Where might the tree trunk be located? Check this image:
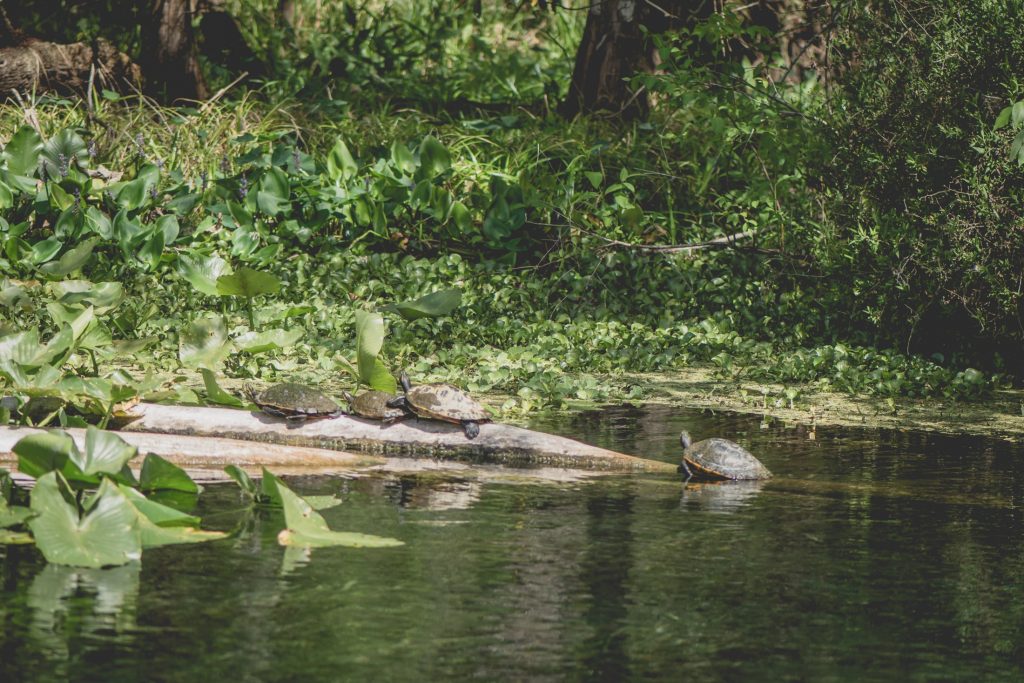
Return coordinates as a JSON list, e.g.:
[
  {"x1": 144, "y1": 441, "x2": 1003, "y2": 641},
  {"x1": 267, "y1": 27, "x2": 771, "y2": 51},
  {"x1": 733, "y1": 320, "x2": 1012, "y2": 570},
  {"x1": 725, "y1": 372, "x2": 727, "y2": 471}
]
[
  {"x1": 0, "y1": 38, "x2": 141, "y2": 98},
  {"x1": 561, "y1": 0, "x2": 693, "y2": 119},
  {"x1": 139, "y1": 0, "x2": 208, "y2": 101}
]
